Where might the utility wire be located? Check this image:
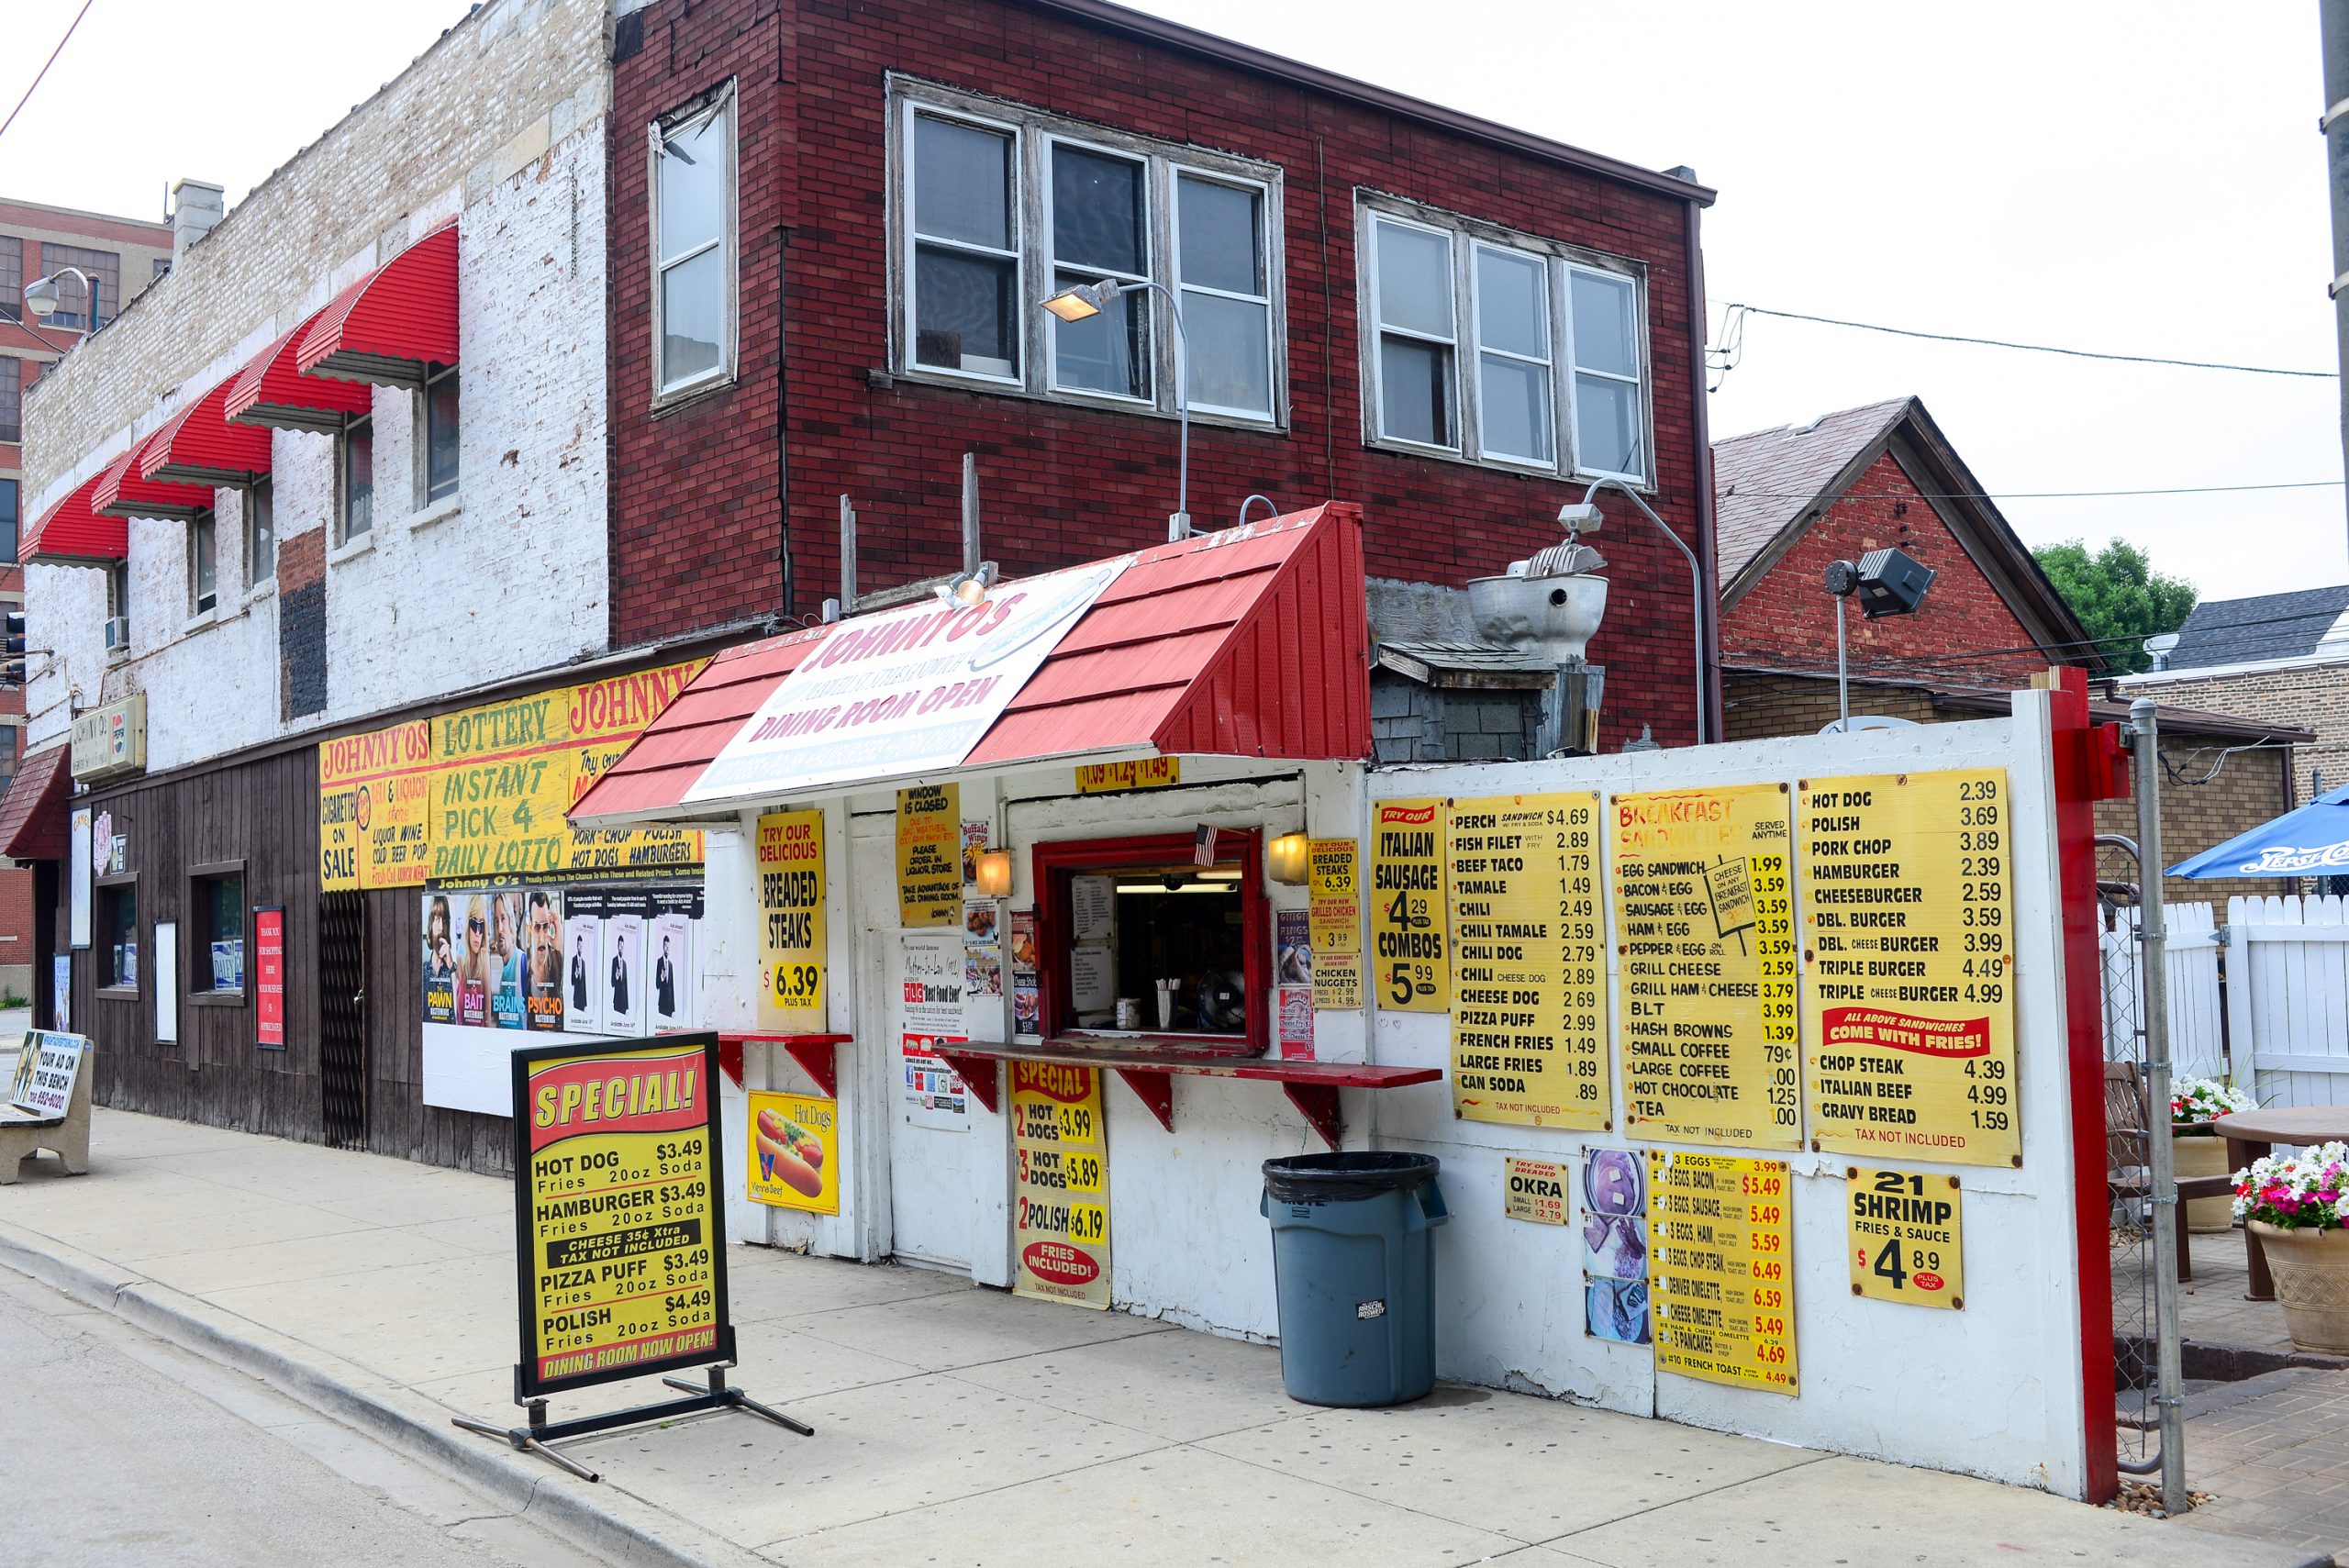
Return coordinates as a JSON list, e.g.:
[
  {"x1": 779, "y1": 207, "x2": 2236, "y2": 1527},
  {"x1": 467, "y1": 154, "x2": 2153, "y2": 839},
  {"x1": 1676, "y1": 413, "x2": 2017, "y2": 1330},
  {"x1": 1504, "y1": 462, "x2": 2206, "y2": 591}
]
[
  {"x1": 1731, "y1": 603, "x2": 2349, "y2": 673},
  {"x1": 1712, "y1": 303, "x2": 2337, "y2": 380},
  {"x1": 0, "y1": 0, "x2": 95, "y2": 146},
  {"x1": 1723, "y1": 479, "x2": 2343, "y2": 502}
]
